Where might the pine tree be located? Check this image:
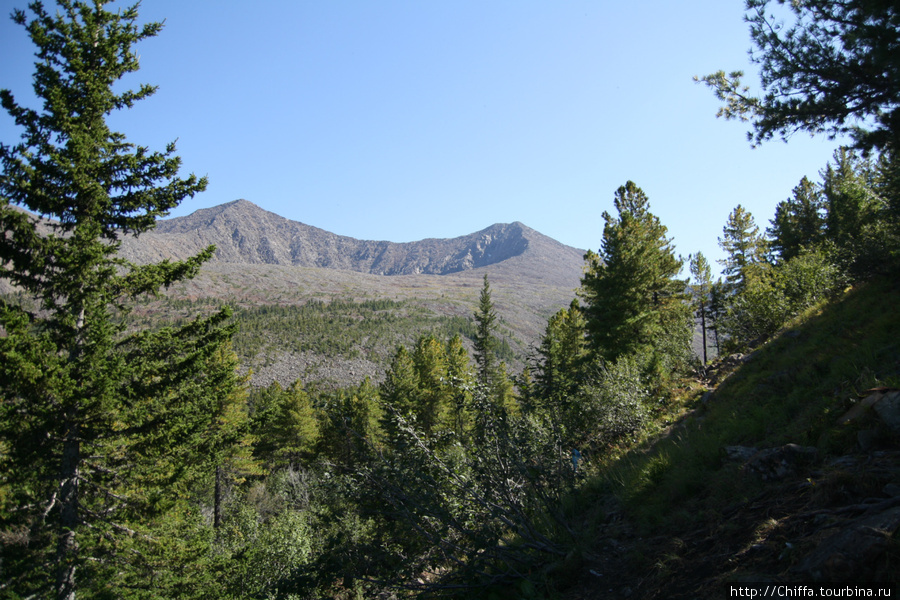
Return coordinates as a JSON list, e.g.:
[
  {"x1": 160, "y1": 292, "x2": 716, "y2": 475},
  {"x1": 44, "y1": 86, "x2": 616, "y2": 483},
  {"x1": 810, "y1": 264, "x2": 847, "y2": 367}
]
[
  {"x1": 445, "y1": 334, "x2": 474, "y2": 439},
  {"x1": 718, "y1": 204, "x2": 768, "y2": 293},
  {"x1": 697, "y1": 0, "x2": 900, "y2": 153},
  {"x1": 579, "y1": 181, "x2": 689, "y2": 366},
  {"x1": 0, "y1": 2, "x2": 234, "y2": 596},
  {"x1": 822, "y1": 146, "x2": 888, "y2": 275},
  {"x1": 767, "y1": 177, "x2": 826, "y2": 263},
  {"x1": 534, "y1": 299, "x2": 588, "y2": 410},
  {"x1": 688, "y1": 252, "x2": 713, "y2": 365},
  {"x1": 473, "y1": 273, "x2": 499, "y2": 386}
]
